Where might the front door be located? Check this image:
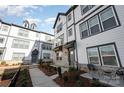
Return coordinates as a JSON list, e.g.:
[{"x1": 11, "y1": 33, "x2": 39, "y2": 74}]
[
  {"x1": 69, "y1": 48, "x2": 75, "y2": 67},
  {"x1": 31, "y1": 49, "x2": 39, "y2": 63}
]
